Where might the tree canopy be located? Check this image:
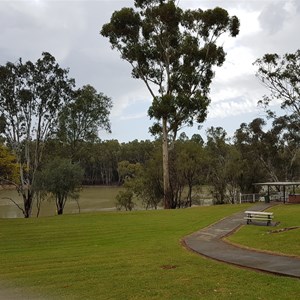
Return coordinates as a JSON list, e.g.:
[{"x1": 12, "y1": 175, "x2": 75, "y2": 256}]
[
  {"x1": 255, "y1": 50, "x2": 300, "y2": 123},
  {"x1": 58, "y1": 84, "x2": 112, "y2": 160}
]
